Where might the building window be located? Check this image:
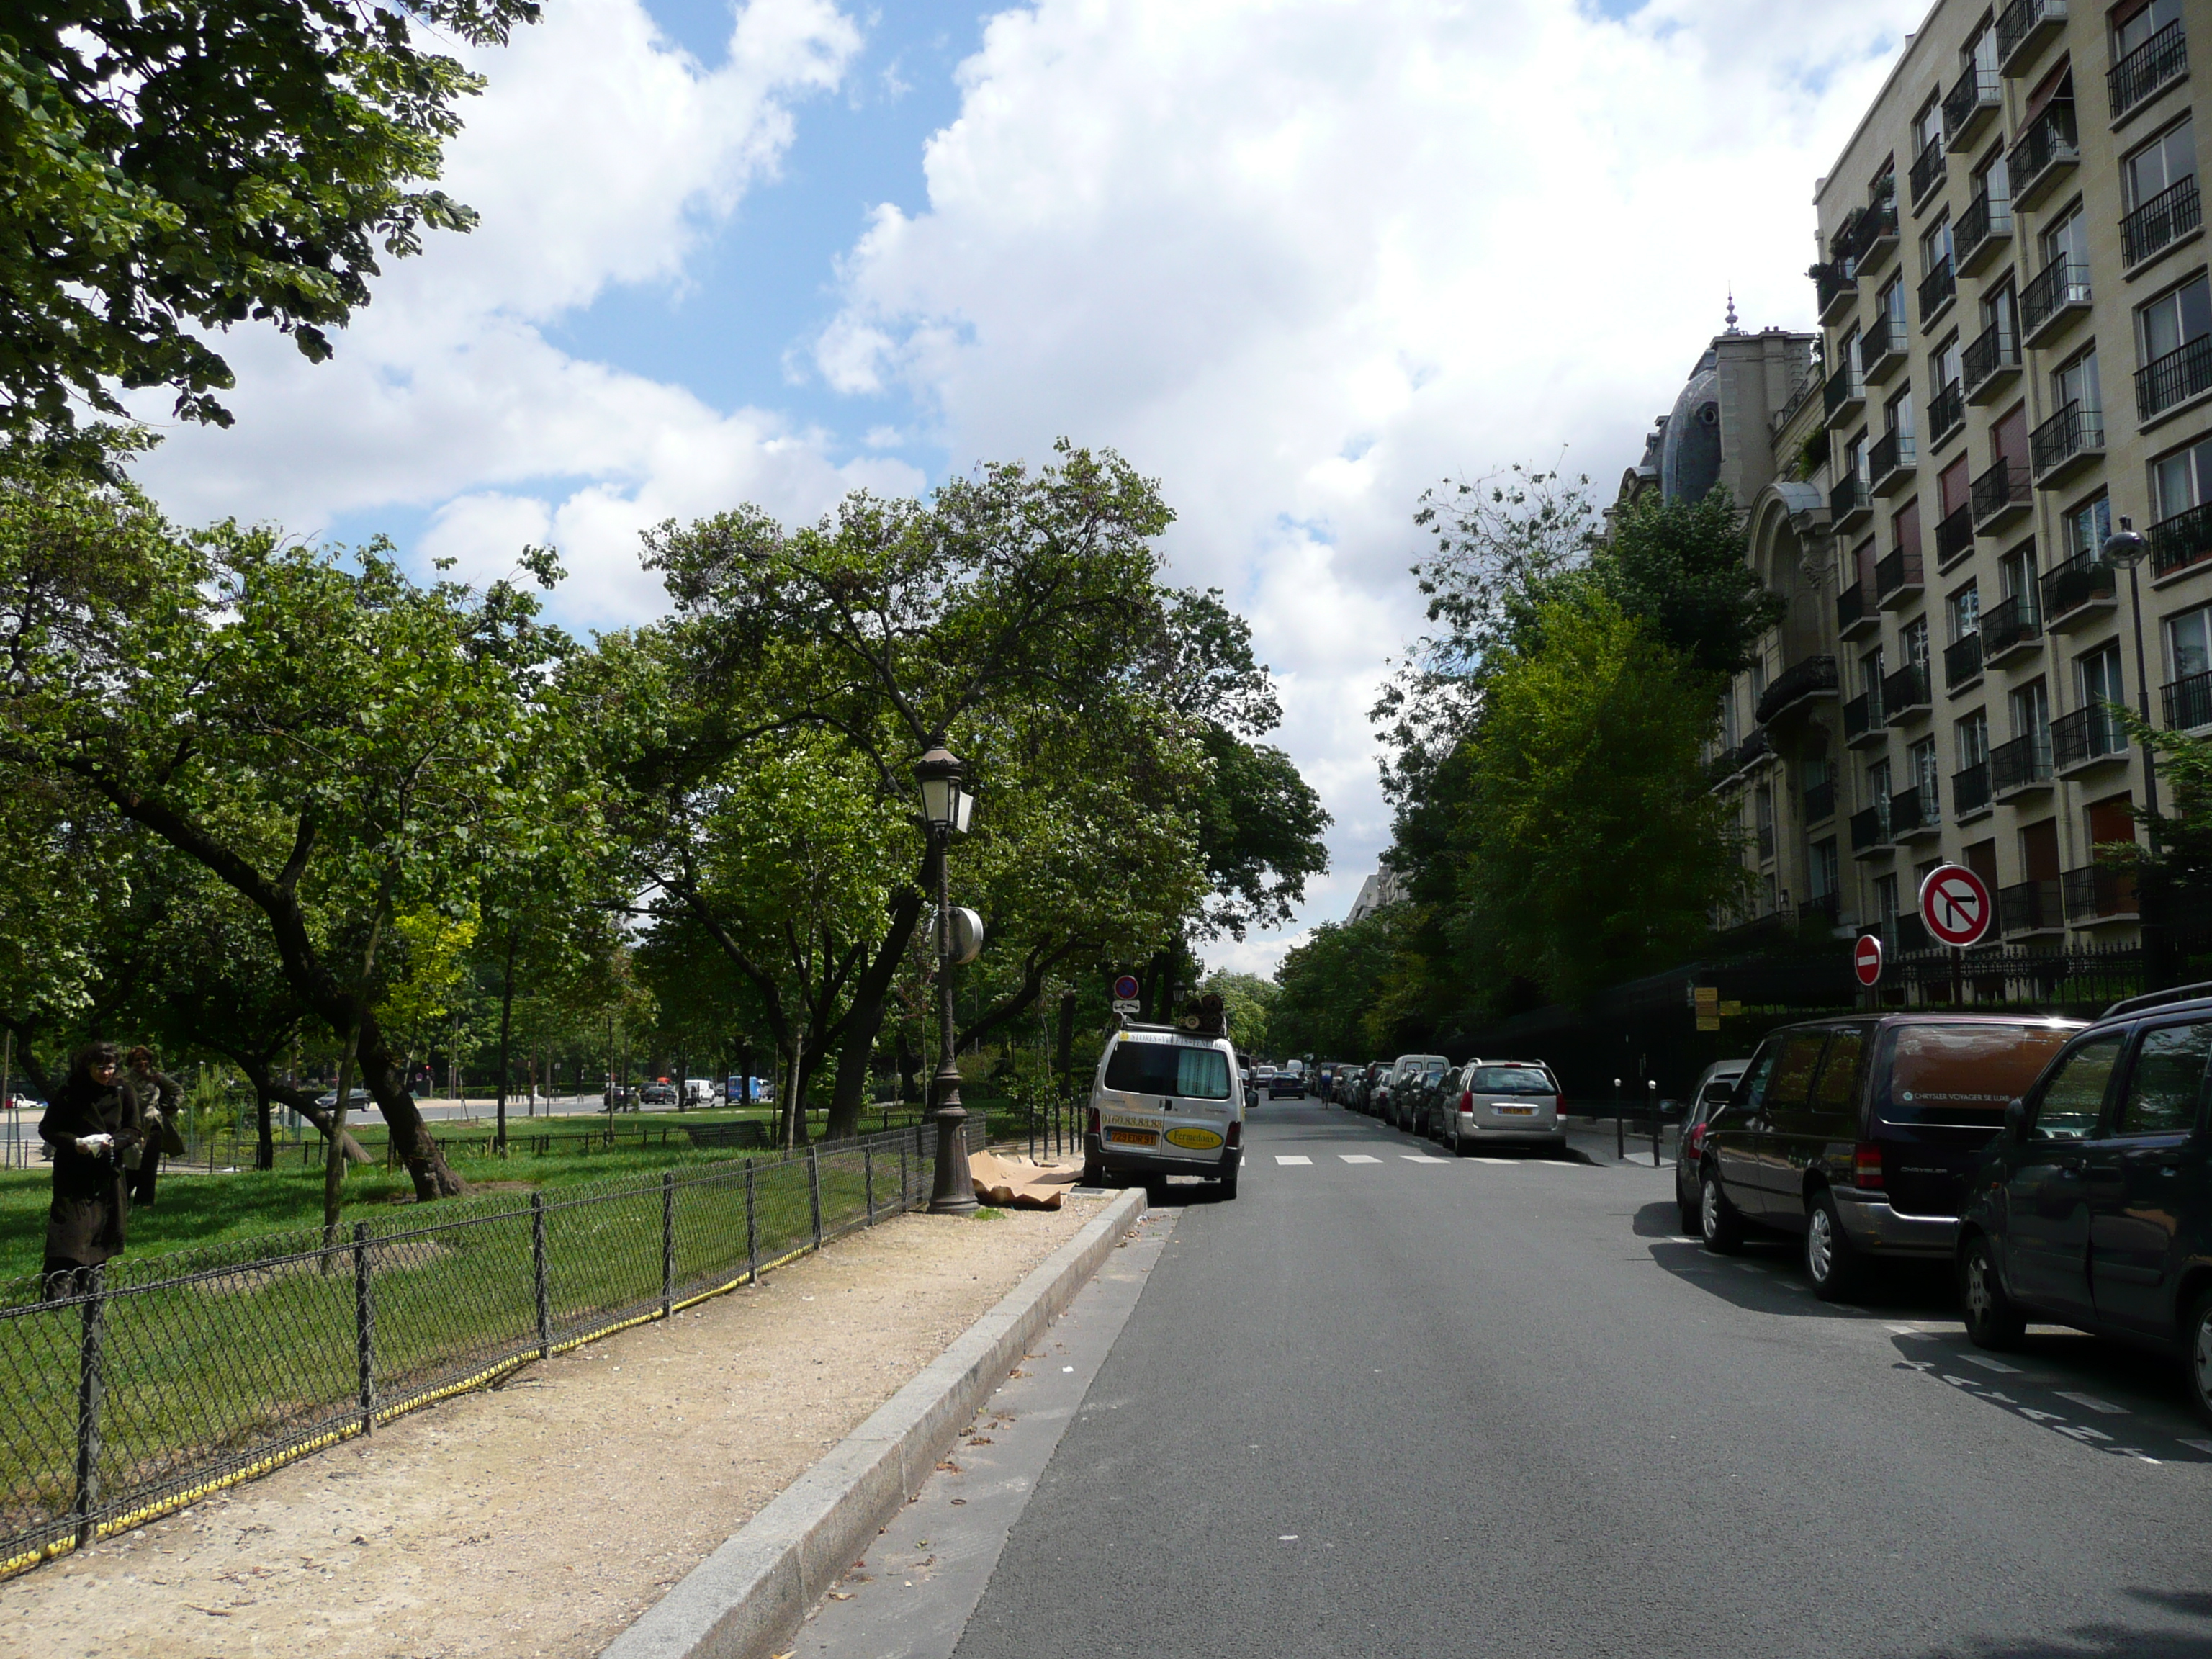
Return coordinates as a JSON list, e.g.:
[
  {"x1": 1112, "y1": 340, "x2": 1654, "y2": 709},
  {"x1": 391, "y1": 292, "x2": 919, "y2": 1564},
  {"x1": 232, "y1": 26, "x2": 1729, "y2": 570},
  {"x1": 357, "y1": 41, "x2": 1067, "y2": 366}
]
[
  {"x1": 2064, "y1": 493, "x2": 2113, "y2": 557},
  {"x1": 2167, "y1": 604, "x2": 2212, "y2": 727},
  {"x1": 1933, "y1": 336, "x2": 1963, "y2": 392},
  {"x1": 2041, "y1": 204, "x2": 2091, "y2": 283},
  {"x1": 1809, "y1": 839, "x2": 1839, "y2": 903},
  {"x1": 1949, "y1": 580, "x2": 1981, "y2": 640},
  {"x1": 1861, "y1": 644, "x2": 1886, "y2": 697},
  {"x1": 2135, "y1": 273, "x2": 2212, "y2": 417},
  {"x1": 2053, "y1": 345, "x2": 2103, "y2": 420},
  {"x1": 1957, "y1": 708, "x2": 1990, "y2": 768},
  {"x1": 1922, "y1": 216, "x2": 1954, "y2": 277},
  {"x1": 1910, "y1": 735, "x2": 1941, "y2": 802},
  {"x1": 1883, "y1": 276, "x2": 1907, "y2": 331},
  {"x1": 2000, "y1": 542, "x2": 2038, "y2": 599},
  {"x1": 1874, "y1": 869, "x2": 1900, "y2": 927},
  {"x1": 2078, "y1": 639, "x2": 2125, "y2": 709},
  {"x1": 1886, "y1": 385, "x2": 1915, "y2": 442},
  {"x1": 2012, "y1": 677, "x2": 2051, "y2": 741},
  {"x1": 1974, "y1": 148, "x2": 2010, "y2": 216},
  {"x1": 2154, "y1": 433, "x2": 2212, "y2": 519},
  {"x1": 1902, "y1": 616, "x2": 1930, "y2": 670},
  {"x1": 2123, "y1": 117, "x2": 2196, "y2": 215},
  {"x1": 1841, "y1": 324, "x2": 1862, "y2": 376},
  {"x1": 2115, "y1": 0, "x2": 2184, "y2": 58}
]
